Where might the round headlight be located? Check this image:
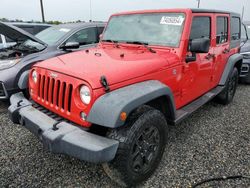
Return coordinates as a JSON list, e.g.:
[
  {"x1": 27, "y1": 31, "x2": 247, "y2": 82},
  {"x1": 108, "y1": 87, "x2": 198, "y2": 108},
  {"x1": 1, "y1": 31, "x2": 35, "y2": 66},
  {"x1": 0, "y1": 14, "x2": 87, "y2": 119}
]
[
  {"x1": 32, "y1": 70, "x2": 38, "y2": 83},
  {"x1": 80, "y1": 85, "x2": 91, "y2": 105}
]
